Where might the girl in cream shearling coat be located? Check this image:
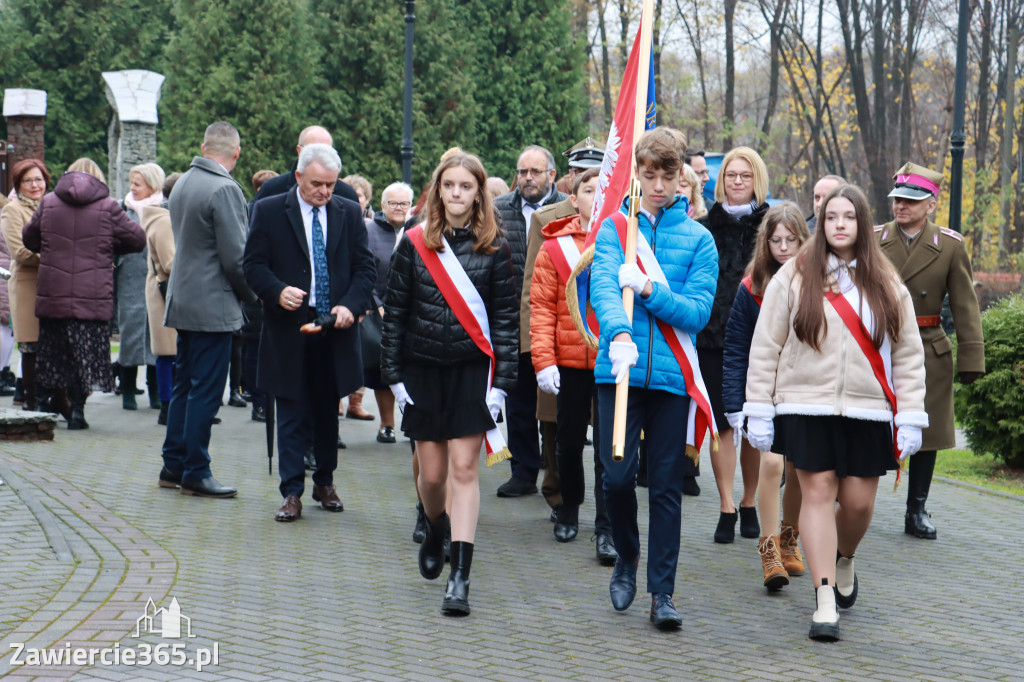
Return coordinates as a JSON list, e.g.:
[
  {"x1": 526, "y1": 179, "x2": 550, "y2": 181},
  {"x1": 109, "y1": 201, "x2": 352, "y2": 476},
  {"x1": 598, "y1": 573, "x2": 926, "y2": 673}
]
[{"x1": 742, "y1": 184, "x2": 927, "y2": 643}]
